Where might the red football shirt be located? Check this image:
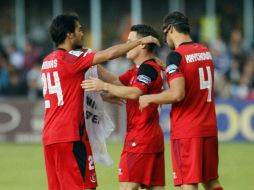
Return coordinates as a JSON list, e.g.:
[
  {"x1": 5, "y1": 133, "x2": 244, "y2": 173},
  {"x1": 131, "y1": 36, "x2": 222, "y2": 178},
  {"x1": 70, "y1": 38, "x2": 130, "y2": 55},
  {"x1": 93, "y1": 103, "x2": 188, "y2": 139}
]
[
  {"x1": 165, "y1": 42, "x2": 217, "y2": 139},
  {"x1": 119, "y1": 59, "x2": 164, "y2": 153},
  {"x1": 41, "y1": 49, "x2": 95, "y2": 145}
]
